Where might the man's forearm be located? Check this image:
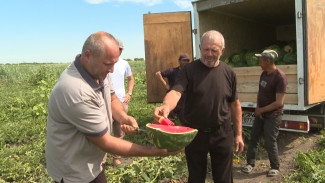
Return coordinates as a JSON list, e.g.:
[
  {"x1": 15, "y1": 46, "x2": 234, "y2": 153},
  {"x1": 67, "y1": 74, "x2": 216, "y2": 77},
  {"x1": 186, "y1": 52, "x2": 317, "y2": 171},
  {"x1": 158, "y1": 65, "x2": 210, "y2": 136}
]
[
  {"x1": 231, "y1": 100, "x2": 242, "y2": 136},
  {"x1": 163, "y1": 90, "x2": 181, "y2": 111},
  {"x1": 258, "y1": 93, "x2": 285, "y2": 114},
  {"x1": 87, "y1": 132, "x2": 161, "y2": 157},
  {"x1": 155, "y1": 71, "x2": 168, "y2": 88},
  {"x1": 127, "y1": 75, "x2": 134, "y2": 94},
  {"x1": 111, "y1": 94, "x2": 128, "y2": 123}
]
